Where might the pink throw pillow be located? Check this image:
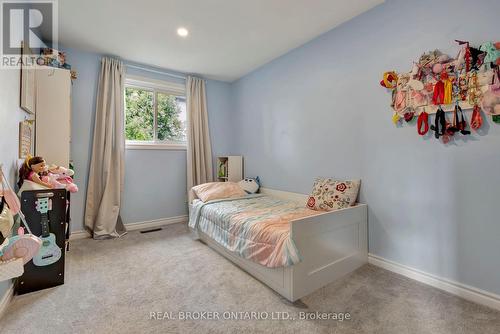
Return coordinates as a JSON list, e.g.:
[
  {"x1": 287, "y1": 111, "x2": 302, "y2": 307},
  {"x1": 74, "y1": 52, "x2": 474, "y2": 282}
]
[{"x1": 192, "y1": 182, "x2": 246, "y2": 202}]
